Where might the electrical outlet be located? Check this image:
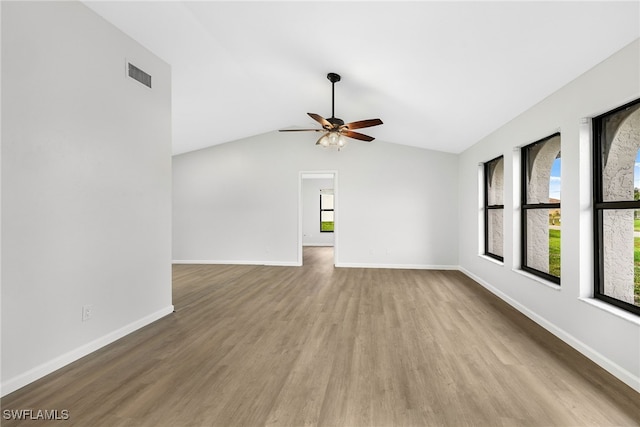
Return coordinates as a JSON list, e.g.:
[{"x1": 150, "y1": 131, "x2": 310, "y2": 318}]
[{"x1": 82, "y1": 305, "x2": 93, "y2": 322}]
